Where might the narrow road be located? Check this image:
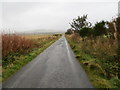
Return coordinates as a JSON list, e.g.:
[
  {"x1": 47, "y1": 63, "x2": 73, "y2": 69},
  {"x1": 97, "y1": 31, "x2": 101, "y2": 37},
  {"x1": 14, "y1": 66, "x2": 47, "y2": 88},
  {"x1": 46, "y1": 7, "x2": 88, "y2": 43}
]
[{"x1": 3, "y1": 36, "x2": 93, "y2": 88}]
